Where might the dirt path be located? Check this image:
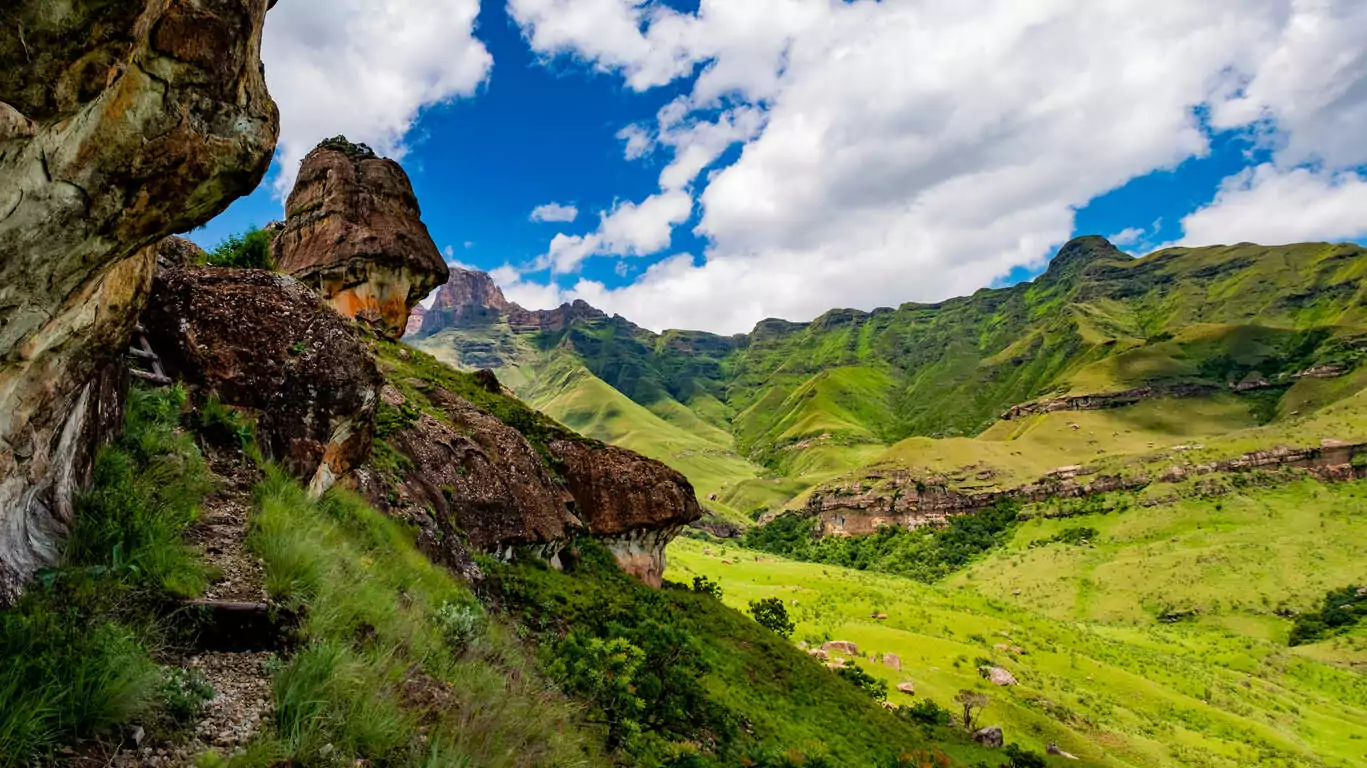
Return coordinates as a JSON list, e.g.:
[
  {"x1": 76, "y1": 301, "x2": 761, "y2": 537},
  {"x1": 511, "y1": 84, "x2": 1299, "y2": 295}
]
[{"x1": 76, "y1": 448, "x2": 278, "y2": 768}]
